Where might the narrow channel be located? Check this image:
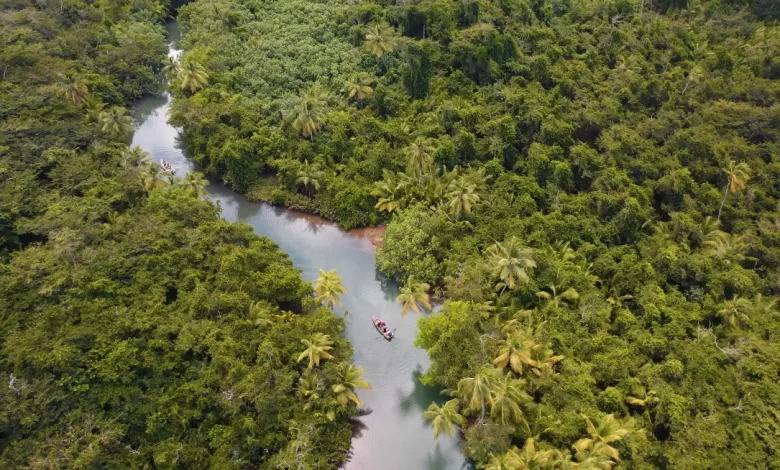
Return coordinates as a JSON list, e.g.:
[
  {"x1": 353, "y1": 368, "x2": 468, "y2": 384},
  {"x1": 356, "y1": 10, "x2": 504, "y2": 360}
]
[{"x1": 131, "y1": 21, "x2": 468, "y2": 470}]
